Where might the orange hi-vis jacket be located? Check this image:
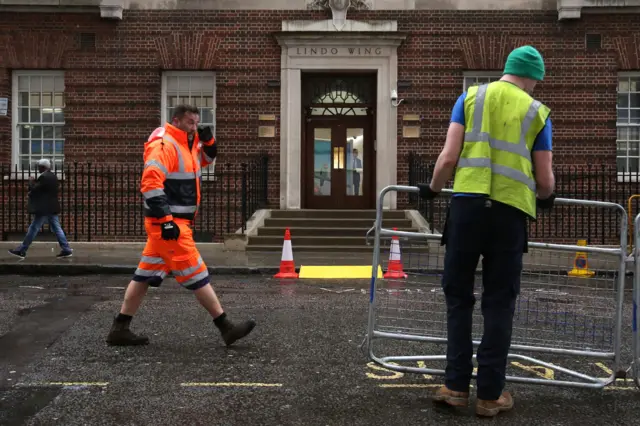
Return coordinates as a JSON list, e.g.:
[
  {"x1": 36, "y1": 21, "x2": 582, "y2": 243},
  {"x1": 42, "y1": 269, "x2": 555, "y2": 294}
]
[{"x1": 141, "y1": 123, "x2": 217, "y2": 224}]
